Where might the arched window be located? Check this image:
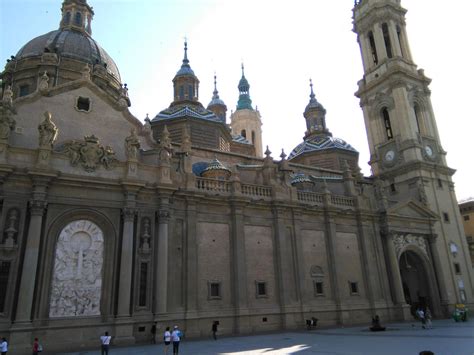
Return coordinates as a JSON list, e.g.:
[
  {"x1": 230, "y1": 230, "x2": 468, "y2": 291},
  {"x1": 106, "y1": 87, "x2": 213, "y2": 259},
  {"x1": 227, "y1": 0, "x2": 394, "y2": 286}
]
[
  {"x1": 241, "y1": 129, "x2": 247, "y2": 139},
  {"x1": 188, "y1": 85, "x2": 193, "y2": 99},
  {"x1": 179, "y1": 86, "x2": 184, "y2": 100},
  {"x1": 64, "y1": 11, "x2": 71, "y2": 25},
  {"x1": 414, "y1": 103, "x2": 422, "y2": 133},
  {"x1": 382, "y1": 108, "x2": 393, "y2": 140},
  {"x1": 75, "y1": 12, "x2": 82, "y2": 26},
  {"x1": 382, "y1": 23, "x2": 393, "y2": 58},
  {"x1": 368, "y1": 31, "x2": 378, "y2": 65}
]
